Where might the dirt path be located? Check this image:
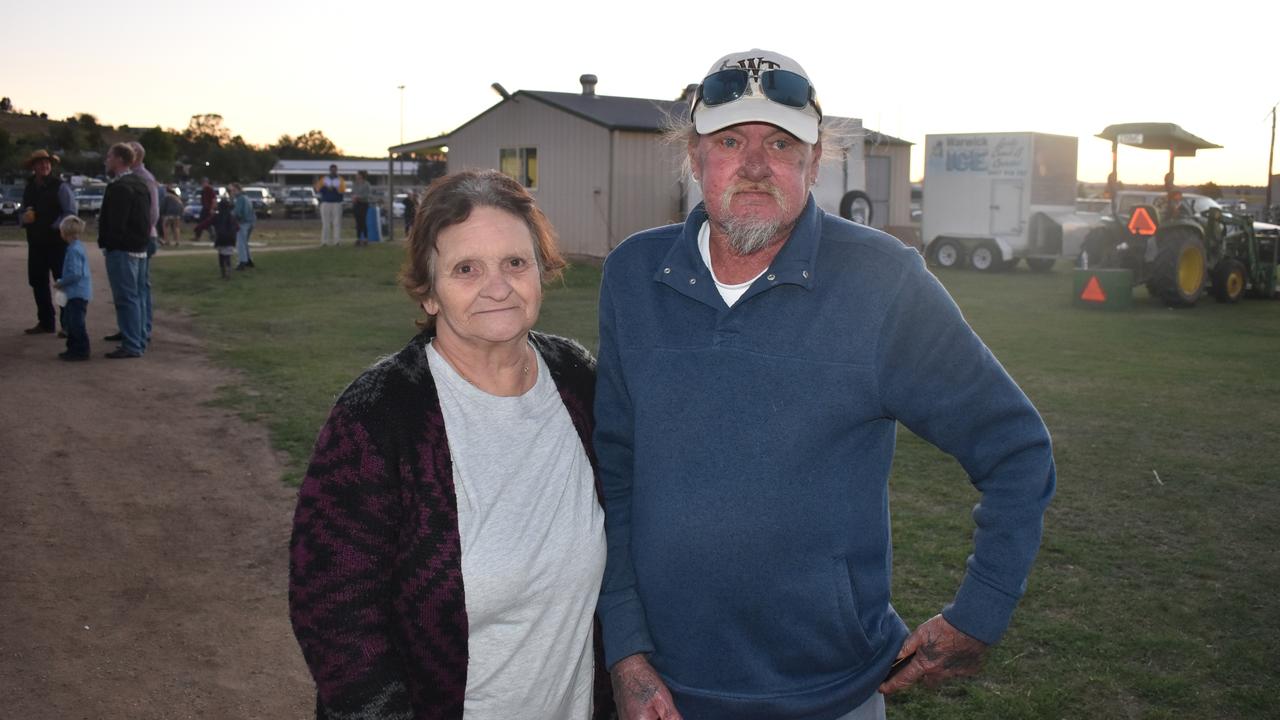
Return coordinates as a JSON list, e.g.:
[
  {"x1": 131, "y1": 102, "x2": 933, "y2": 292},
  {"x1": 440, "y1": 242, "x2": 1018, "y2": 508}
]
[{"x1": 0, "y1": 243, "x2": 313, "y2": 719}]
